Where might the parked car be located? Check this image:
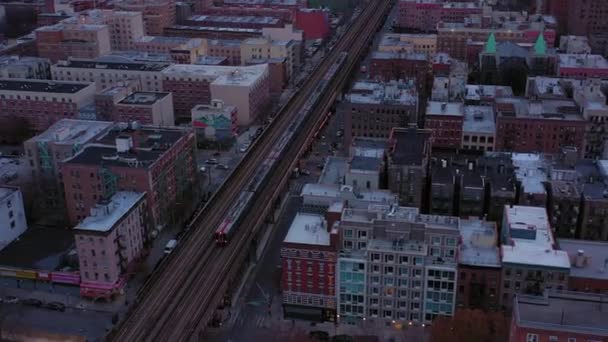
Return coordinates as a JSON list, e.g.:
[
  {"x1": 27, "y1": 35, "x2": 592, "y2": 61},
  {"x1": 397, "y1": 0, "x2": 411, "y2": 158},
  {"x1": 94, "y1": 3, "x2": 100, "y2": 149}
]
[
  {"x1": 4, "y1": 296, "x2": 18, "y2": 304},
  {"x1": 199, "y1": 166, "x2": 207, "y2": 173},
  {"x1": 22, "y1": 298, "x2": 43, "y2": 307},
  {"x1": 216, "y1": 164, "x2": 229, "y2": 170},
  {"x1": 205, "y1": 158, "x2": 218, "y2": 165},
  {"x1": 45, "y1": 302, "x2": 66, "y2": 312},
  {"x1": 300, "y1": 169, "x2": 311, "y2": 176},
  {"x1": 164, "y1": 239, "x2": 177, "y2": 254},
  {"x1": 239, "y1": 144, "x2": 250, "y2": 153},
  {"x1": 336, "y1": 129, "x2": 344, "y2": 138},
  {"x1": 212, "y1": 152, "x2": 221, "y2": 157}
]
